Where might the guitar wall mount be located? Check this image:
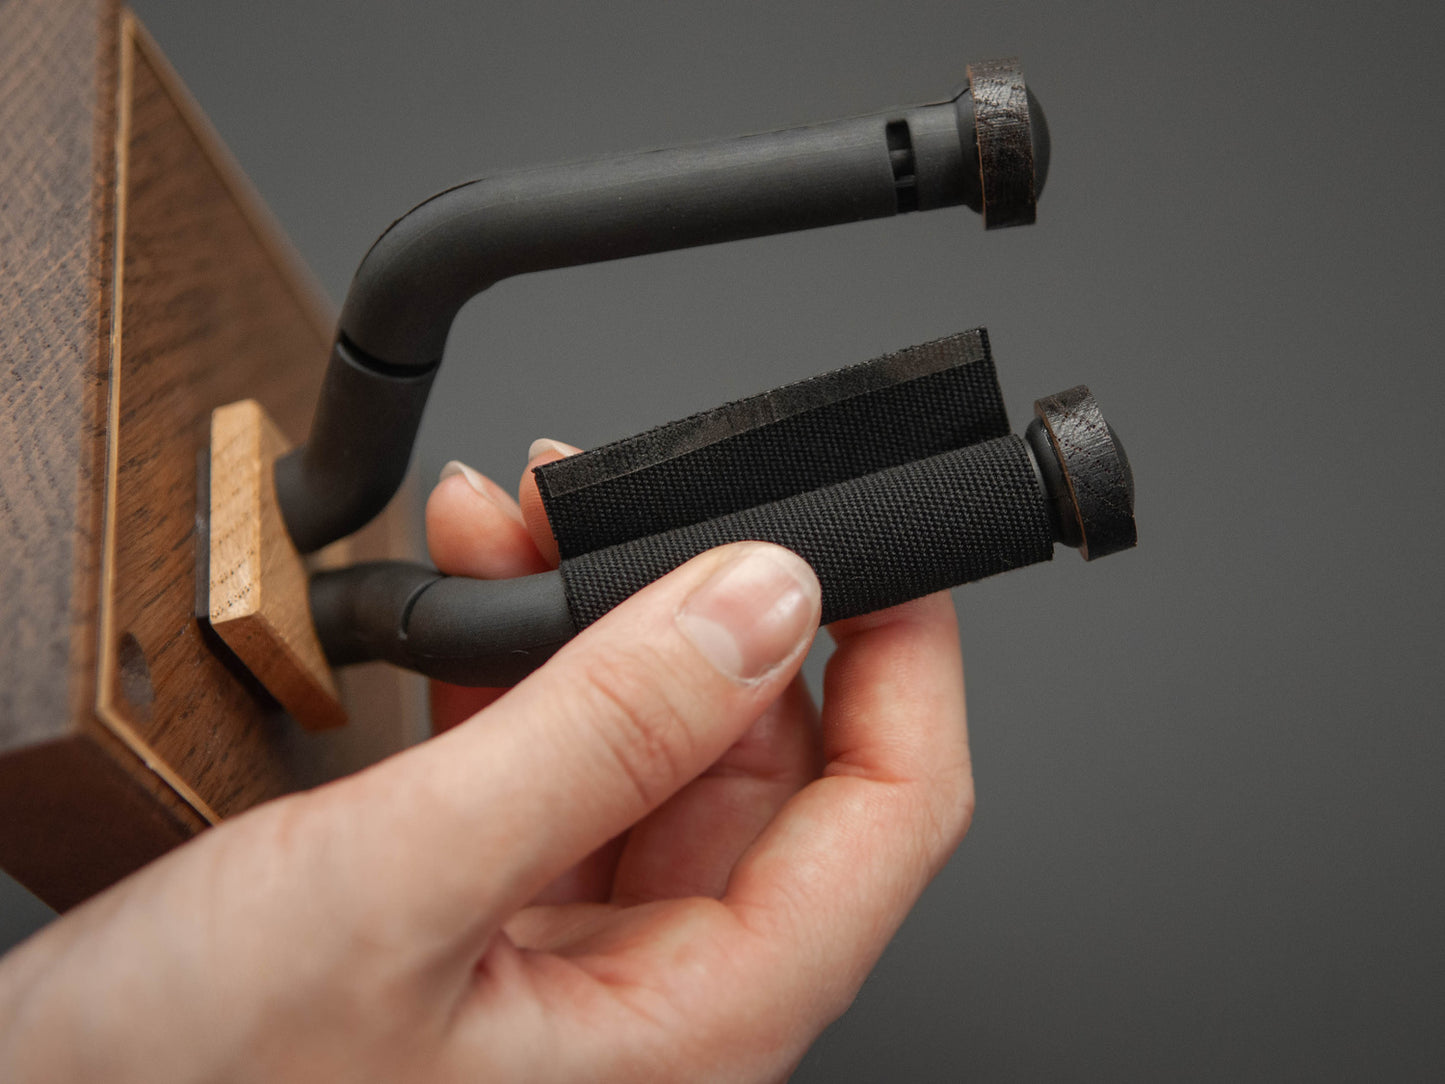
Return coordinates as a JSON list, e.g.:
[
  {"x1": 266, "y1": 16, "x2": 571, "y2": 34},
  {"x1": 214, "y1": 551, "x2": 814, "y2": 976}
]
[
  {"x1": 275, "y1": 57, "x2": 1049, "y2": 555},
  {"x1": 202, "y1": 59, "x2": 1134, "y2": 721},
  {"x1": 309, "y1": 329, "x2": 1135, "y2": 686}
]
